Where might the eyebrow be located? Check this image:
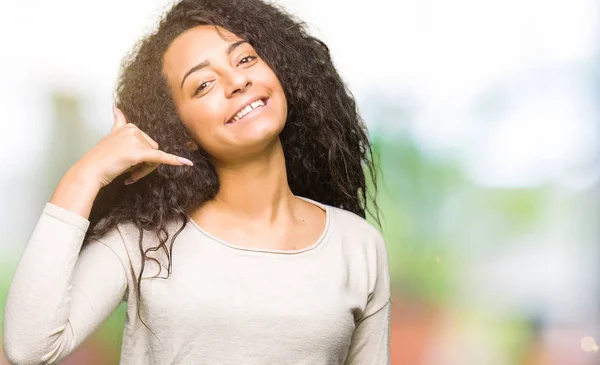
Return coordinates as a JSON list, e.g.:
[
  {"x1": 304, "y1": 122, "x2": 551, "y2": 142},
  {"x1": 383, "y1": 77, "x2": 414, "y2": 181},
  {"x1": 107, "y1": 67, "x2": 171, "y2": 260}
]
[{"x1": 180, "y1": 40, "x2": 248, "y2": 89}]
